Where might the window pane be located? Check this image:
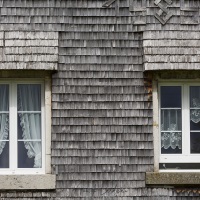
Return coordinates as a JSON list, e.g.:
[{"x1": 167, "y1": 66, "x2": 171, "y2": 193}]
[
  {"x1": 18, "y1": 141, "x2": 41, "y2": 168},
  {"x1": 17, "y1": 84, "x2": 41, "y2": 111},
  {"x1": 190, "y1": 113, "x2": 200, "y2": 130},
  {"x1": 0, "y1": 85, "x2": 9, "y2": 168},
  {"x1": 18, "y1": 114, "x2": 41, "y2": 140},
  {"x1": 0, "y1": 85, "x2": 9, "y2": 111},
  {"x1": 161, "y1": 132, "x2": 182, "y2": 154},
  {"x1": 161, "y1": 86, "x2": 181, "y2": 108},
  {"x1": 190, "y1": 86, "x2": 200, "y2": 131},
  {"x1": 160, "y1": 86, "x2": 182, "y2": 154},
  {"x1": 190, "y1": 87, "x2": 200, "y2": 153},
  {"x1": 0, "y1": 141, "x2": 9, "y2": 168},
  {"x1": 190, "y1": 132, "x2": 200, "y2": 153},
  {"x1": 190, "y1": 86, "x2": 200, "y2": 108},
  {"x1": 161, "y1": 109, "x2": 181, "y2": 131},
  {"x1": 17, "y1": 84, "x2": 42, "y2": 169}
]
